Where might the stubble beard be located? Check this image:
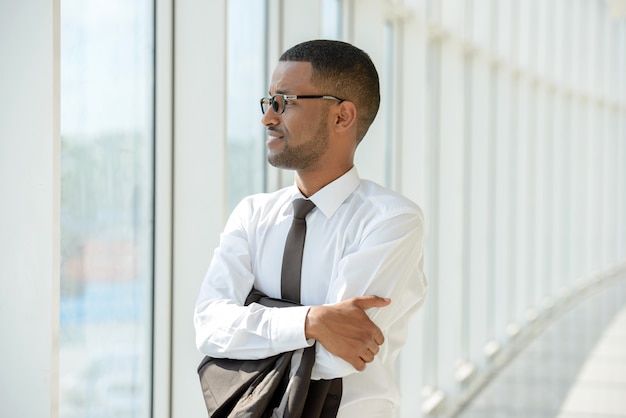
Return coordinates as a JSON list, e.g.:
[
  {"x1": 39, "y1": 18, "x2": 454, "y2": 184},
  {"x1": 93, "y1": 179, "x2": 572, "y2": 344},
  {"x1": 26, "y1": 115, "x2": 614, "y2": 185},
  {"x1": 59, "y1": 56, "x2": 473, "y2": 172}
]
[{"x1": 267, "y1": 118, "x2": 329, "y2": 170}]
